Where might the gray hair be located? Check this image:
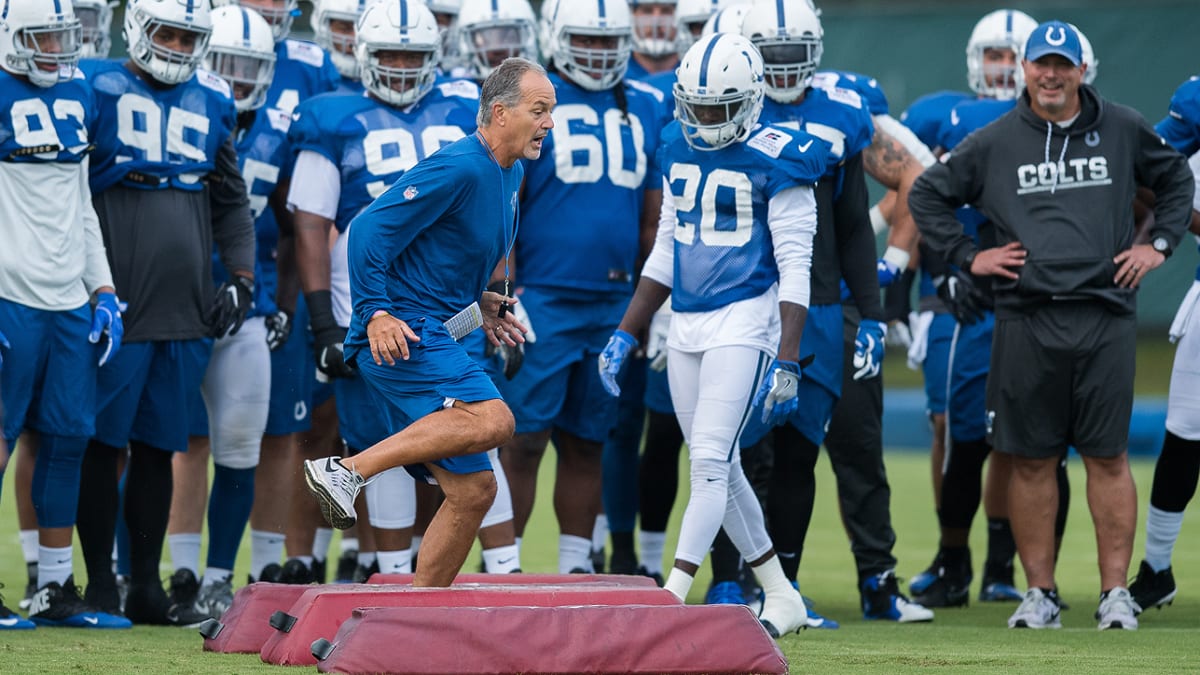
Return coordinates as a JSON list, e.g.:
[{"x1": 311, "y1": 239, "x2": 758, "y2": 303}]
[{"x1": 477, "y1": 57, "x2": 547, "y2": 128}]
